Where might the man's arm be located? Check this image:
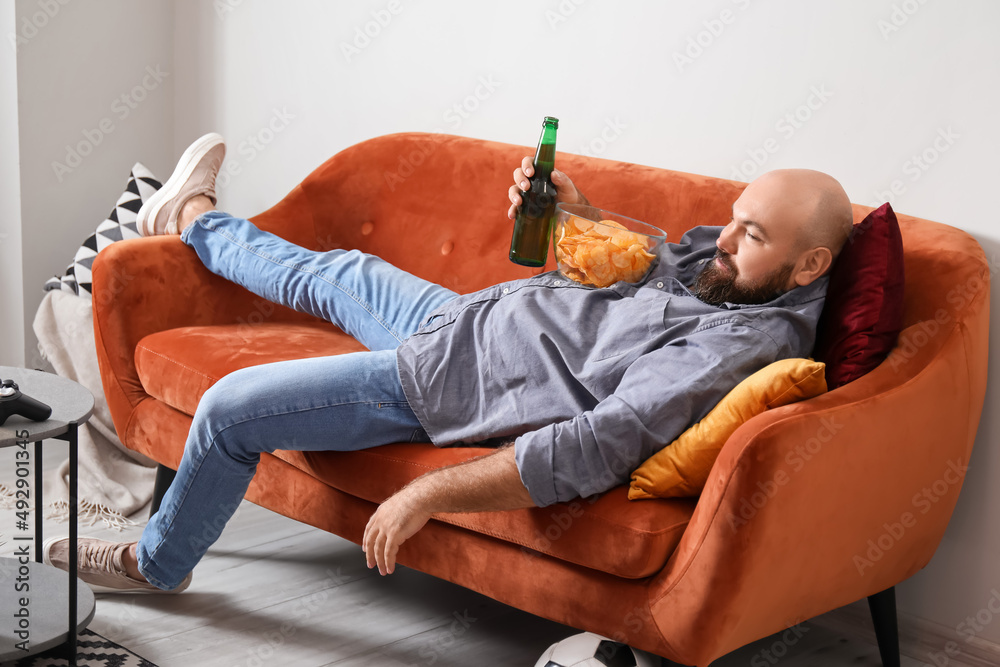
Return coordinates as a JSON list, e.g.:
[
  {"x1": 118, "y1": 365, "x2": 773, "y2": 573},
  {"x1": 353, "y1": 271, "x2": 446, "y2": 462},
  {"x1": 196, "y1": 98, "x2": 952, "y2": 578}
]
[
  {"x1": 364, "y1": 323, "x2": 781, "y2": 573},
  {"x1": 363, "y1": 445, "x2": 534, "y2": 575}
]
